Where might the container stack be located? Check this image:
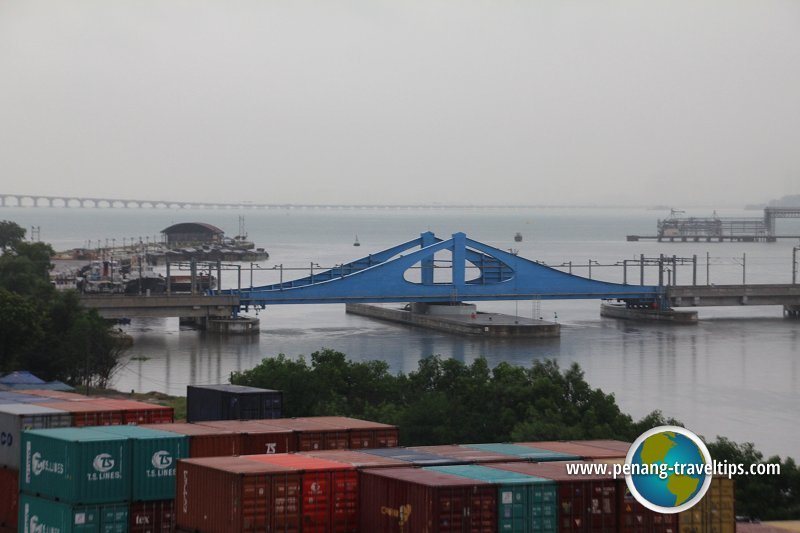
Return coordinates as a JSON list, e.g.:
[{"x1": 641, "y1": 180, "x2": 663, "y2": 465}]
[
  {"x1": 359, "y1": 467, "x2": 497, "y2": 532},
  {"x1": 19, "y1": 428, "x2": 132, "y2": 533},
  {"x1": 0, "y1": 403, "x2": 73, "y2": 531},
  {"x1": 0, "y1": 388, "x2": 173, "y2": 532},
  {"x1": 18, "y1": 426, "x2": 187, "y2": 533}
]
